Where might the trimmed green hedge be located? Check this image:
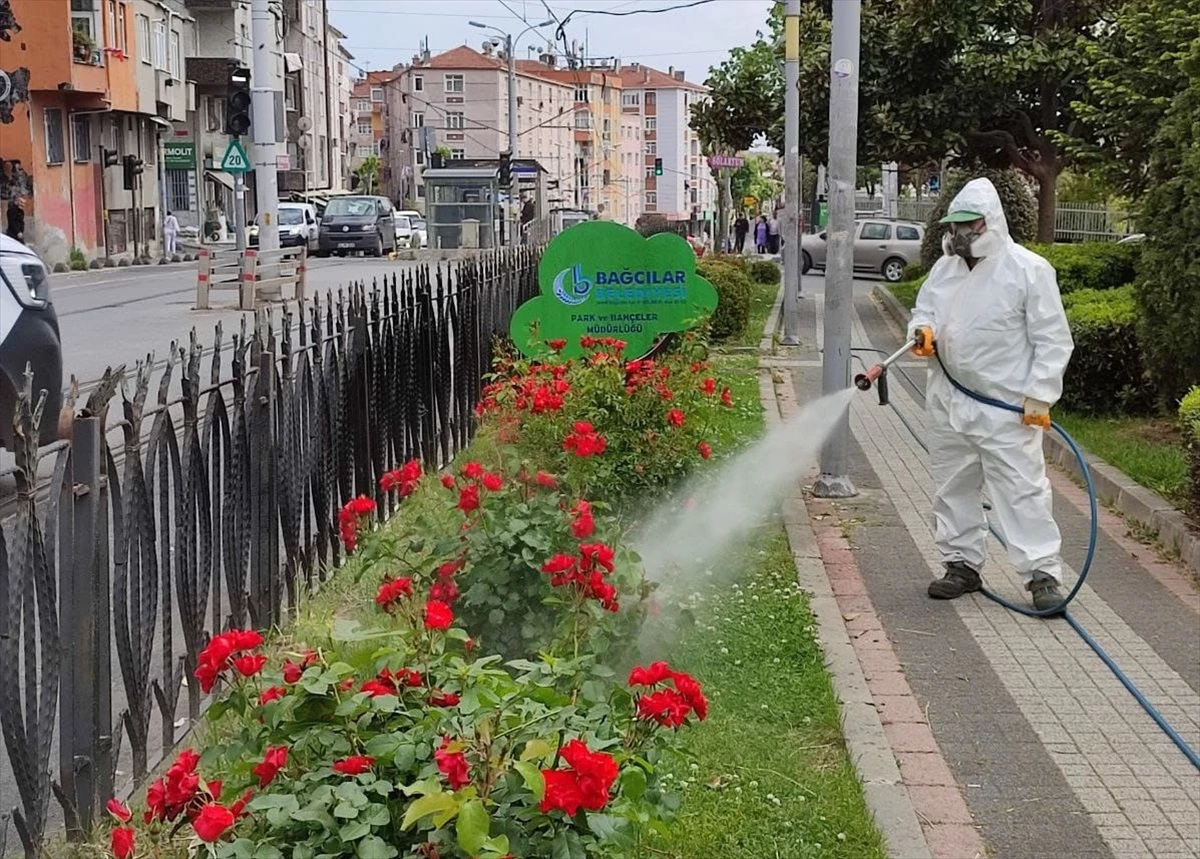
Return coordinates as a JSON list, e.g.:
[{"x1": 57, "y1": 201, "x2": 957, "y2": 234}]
[
  {"x1": 697, "y1": 258, "x2": 752, "y2": 341},
  {"x1": 1181, "y1": 386, "x2": 1200, "y2": 515},
  {"x1": 748, "y1": 259, "x2": 780, "y2": 284},
  {"x1": 1060, "y1": 285, "x2": 1155, "y2": 415},
  {"x1": 1028, "y1": 242, "x2": 1141, "y2": 294}
]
